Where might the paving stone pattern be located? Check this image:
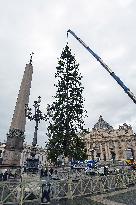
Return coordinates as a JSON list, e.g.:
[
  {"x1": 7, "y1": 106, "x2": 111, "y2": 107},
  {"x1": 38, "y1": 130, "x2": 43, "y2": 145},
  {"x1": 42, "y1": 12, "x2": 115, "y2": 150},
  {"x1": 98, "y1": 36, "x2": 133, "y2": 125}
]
[{"x1": 107, "y1": 189, "x2": 136, "y2": 205}]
